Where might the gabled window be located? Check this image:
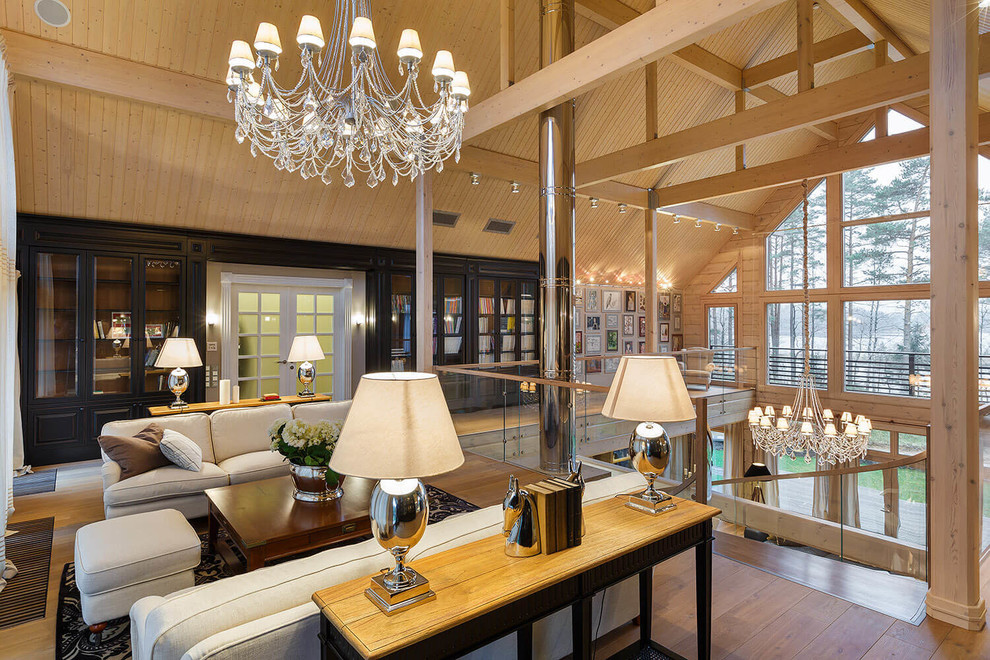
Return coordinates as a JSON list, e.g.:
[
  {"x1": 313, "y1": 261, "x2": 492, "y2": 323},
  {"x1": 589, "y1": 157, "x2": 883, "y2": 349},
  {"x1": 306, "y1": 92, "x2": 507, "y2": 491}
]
[
  {"x1": 711, "y1": 268, "x2": 737, "y2": 293},
  {"x1": 766, "y1": 181, "x2": 827, "y2": 291}
]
